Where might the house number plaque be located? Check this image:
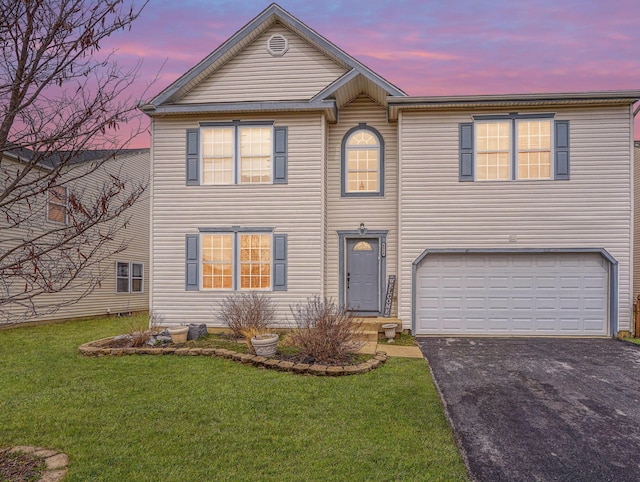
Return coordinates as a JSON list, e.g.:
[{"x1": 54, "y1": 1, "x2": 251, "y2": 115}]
[{"x1": 383, "y1": 275, "x2": 396, "y2": 318}]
